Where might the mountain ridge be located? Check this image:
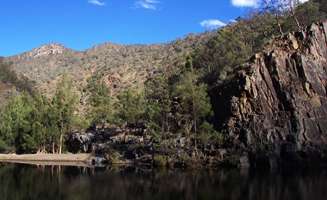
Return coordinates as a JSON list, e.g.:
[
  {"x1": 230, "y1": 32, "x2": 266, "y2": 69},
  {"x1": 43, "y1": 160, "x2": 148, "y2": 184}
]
[
  {"x1": 4, "y1": 31, "x2": 215, "y2": 58},
  {"x1": 3, "y1": 31, "x2": 215, "y2": 95}
]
